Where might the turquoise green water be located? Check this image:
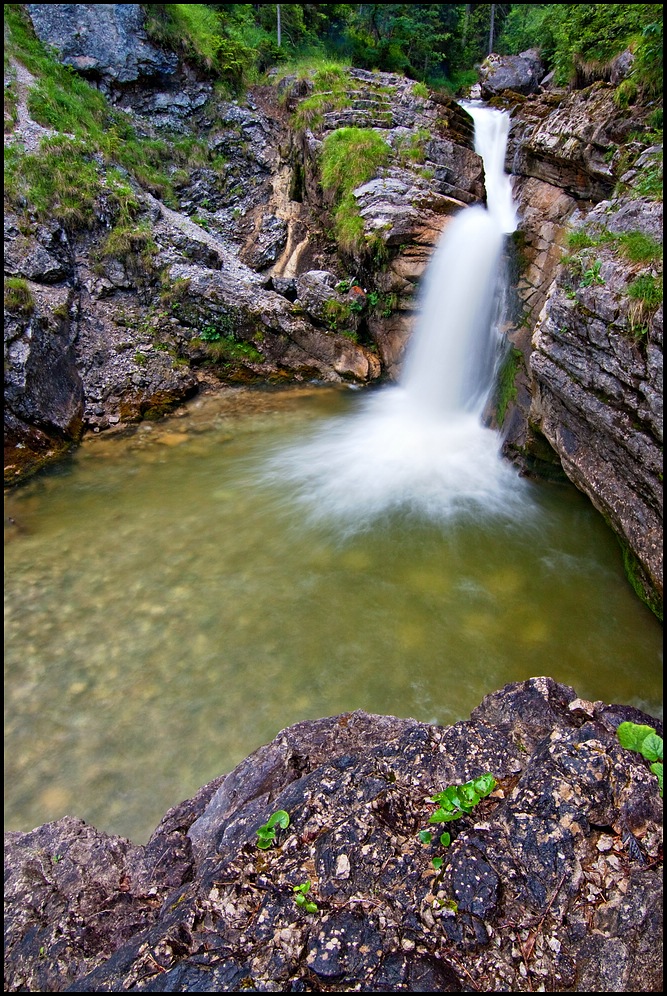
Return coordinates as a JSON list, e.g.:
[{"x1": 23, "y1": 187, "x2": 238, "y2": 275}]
[{"x1": 4, "y1": 385, "x2": 662, "y2": 843}]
